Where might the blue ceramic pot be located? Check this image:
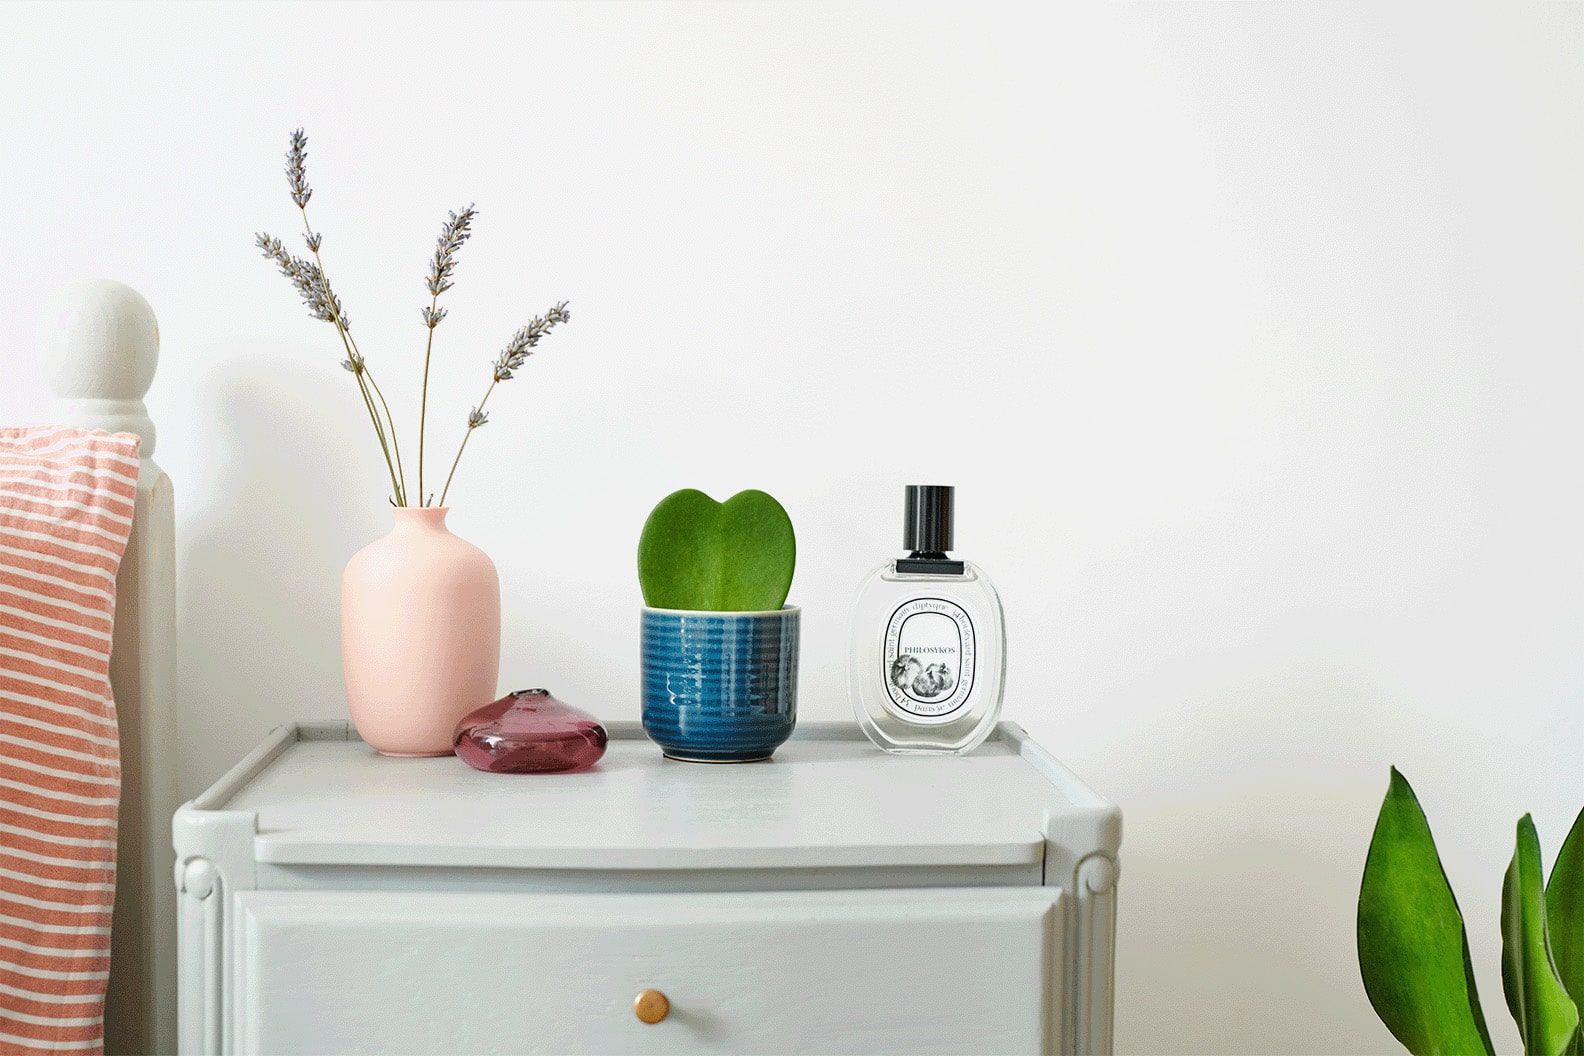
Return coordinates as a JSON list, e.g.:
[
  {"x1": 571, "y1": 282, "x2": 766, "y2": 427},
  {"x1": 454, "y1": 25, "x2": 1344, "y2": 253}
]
[{"x1": 641, "y1": 606, "x2": 800, "y2": 762}]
